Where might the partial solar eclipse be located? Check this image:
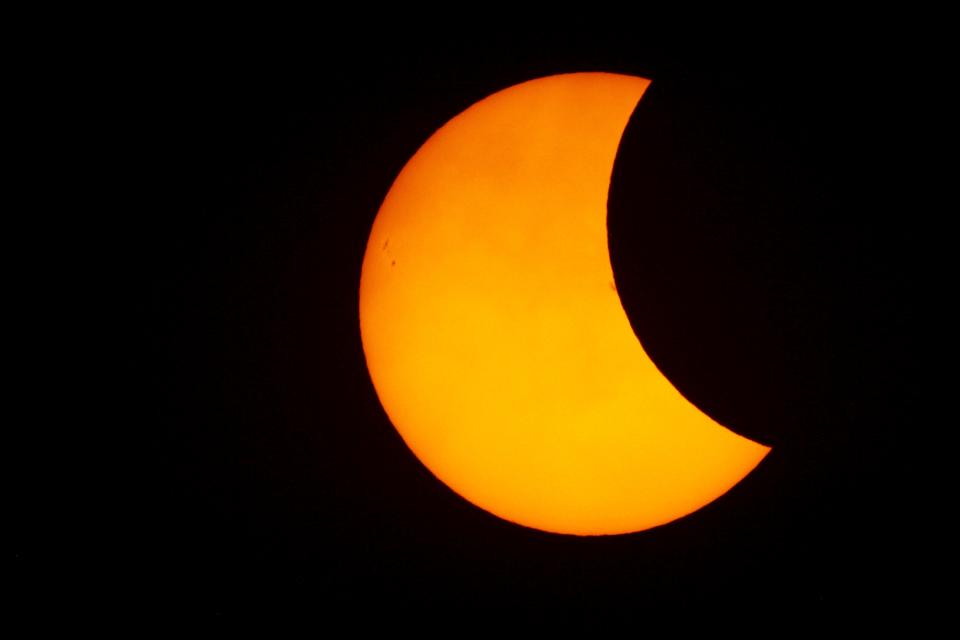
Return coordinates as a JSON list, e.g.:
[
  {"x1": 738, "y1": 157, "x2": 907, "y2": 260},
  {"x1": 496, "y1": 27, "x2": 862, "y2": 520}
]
[{"x1": 359, "y1": 72, "x2": 770, "y2": 535}]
